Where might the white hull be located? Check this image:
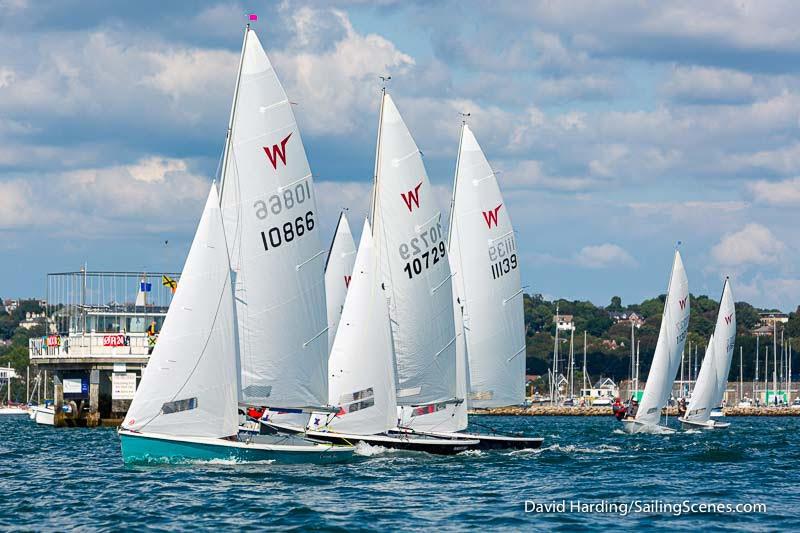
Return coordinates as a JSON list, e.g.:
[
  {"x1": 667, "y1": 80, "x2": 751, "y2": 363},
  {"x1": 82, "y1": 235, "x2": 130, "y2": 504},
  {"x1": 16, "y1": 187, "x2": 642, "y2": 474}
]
[
  {"x1": 0, "y1": 406, "x2": 28, "y2": 416},
  {"x1": 33, "y1": 406, "x2": 55, "y2": 426},
  {"x1": 620, "y1": 418, "x2": 676, "y2": 435},
  {"x1": 678, "y1": 417, "x2": 730, "y2": 430}
]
